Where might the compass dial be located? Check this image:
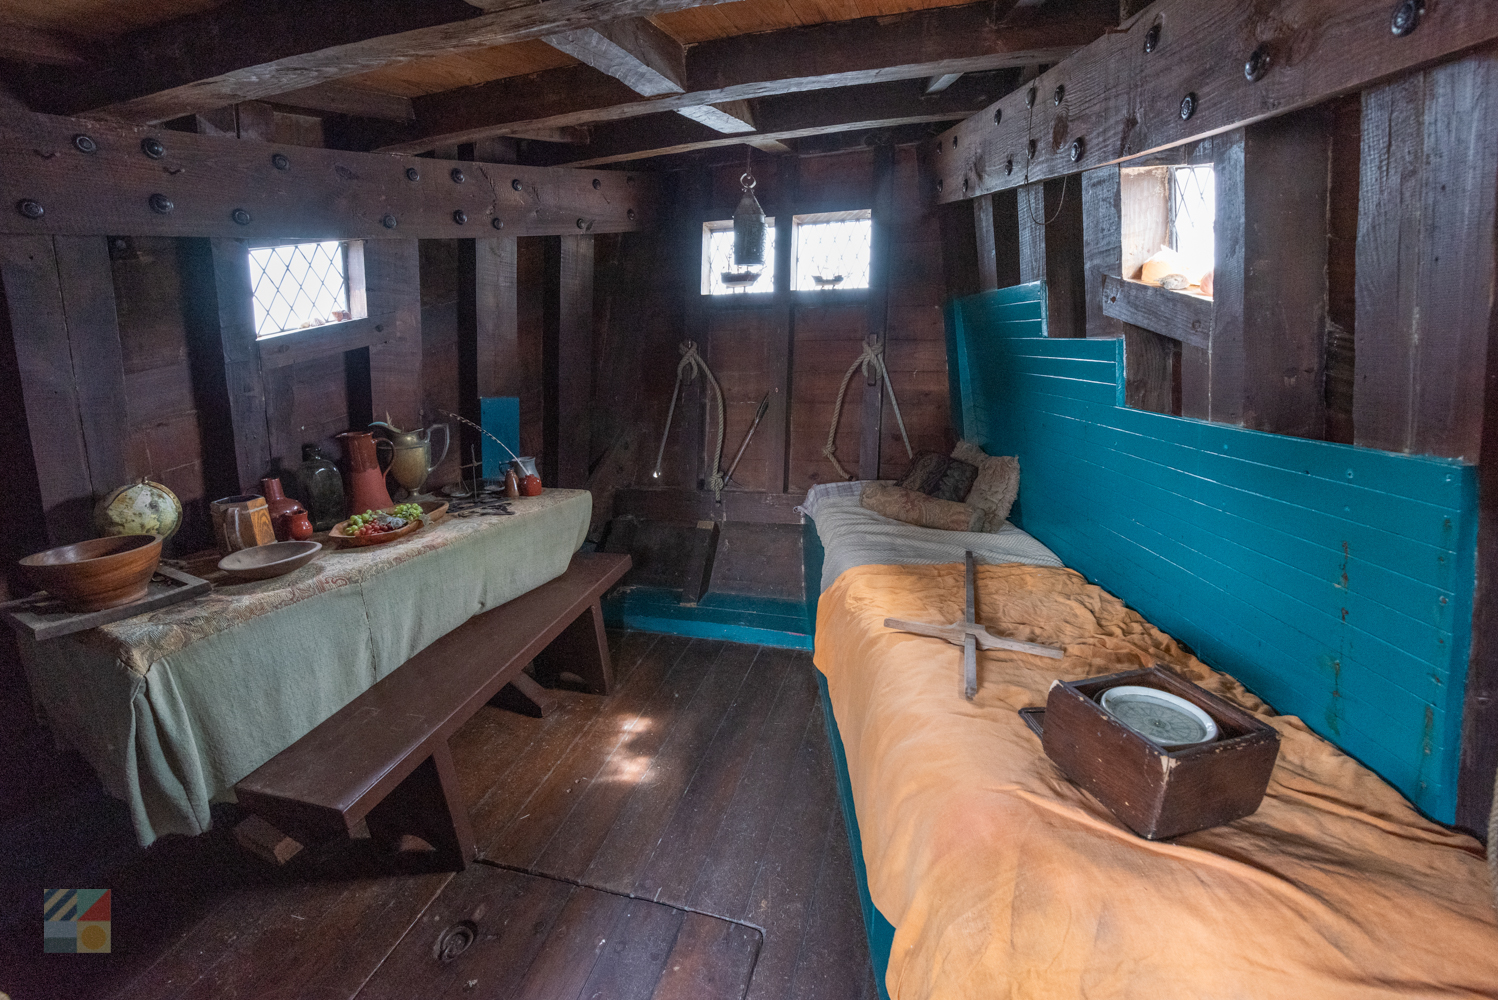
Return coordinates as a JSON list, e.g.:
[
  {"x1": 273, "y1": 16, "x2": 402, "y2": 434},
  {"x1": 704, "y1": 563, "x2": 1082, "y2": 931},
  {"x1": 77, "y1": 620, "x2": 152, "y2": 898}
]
[{"x1": 1099, "y1": 686, "x2": 1218, "y2": 747}]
